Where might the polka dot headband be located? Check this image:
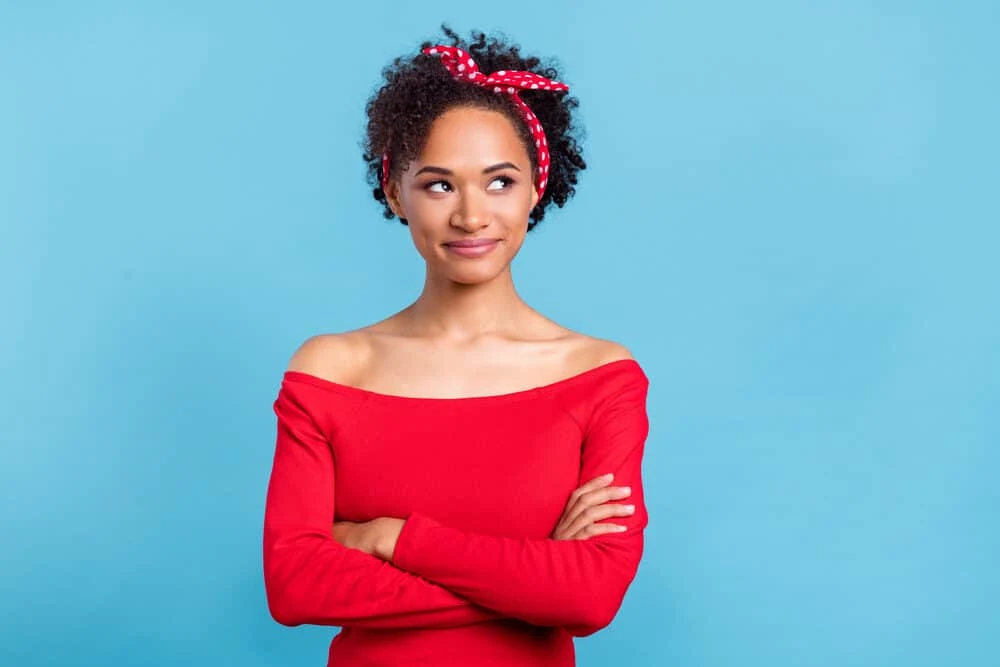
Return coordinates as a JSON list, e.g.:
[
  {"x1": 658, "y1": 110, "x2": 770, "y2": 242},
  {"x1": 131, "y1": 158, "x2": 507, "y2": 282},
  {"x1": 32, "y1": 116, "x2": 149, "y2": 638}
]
[{"x1": 380, "y1": 44, "x2": 569, "y2": 200}]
